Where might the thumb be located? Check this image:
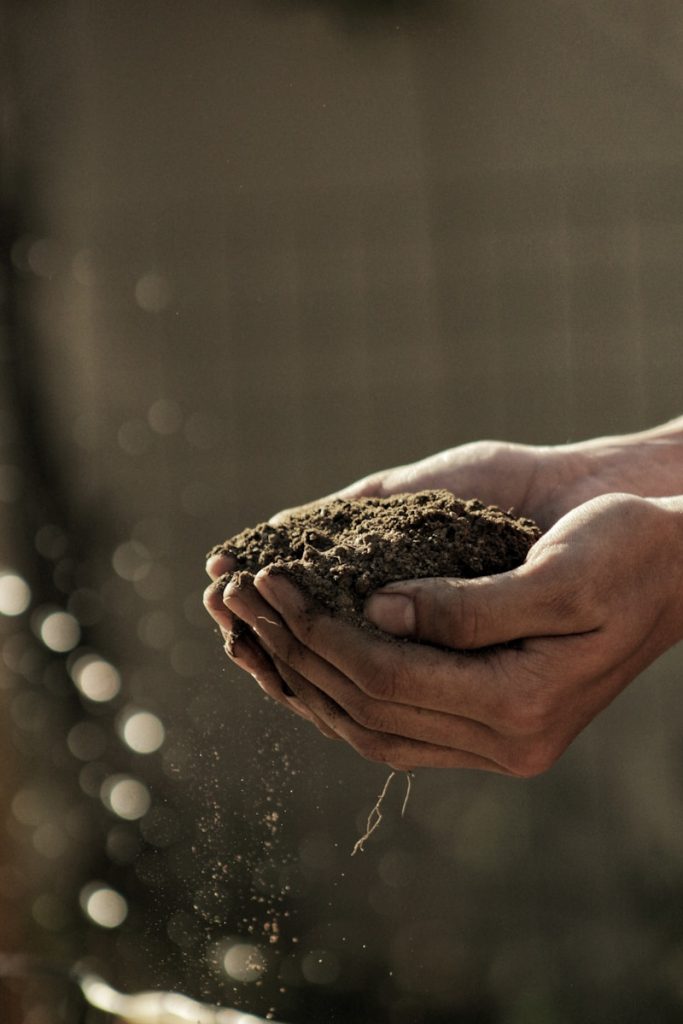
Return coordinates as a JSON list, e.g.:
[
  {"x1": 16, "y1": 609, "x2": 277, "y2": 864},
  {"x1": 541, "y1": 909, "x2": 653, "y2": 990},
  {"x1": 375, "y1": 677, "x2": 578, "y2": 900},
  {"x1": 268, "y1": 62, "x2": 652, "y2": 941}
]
[{"x1": 364, "y1": 566, "x2": 577, "y2": 649}]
